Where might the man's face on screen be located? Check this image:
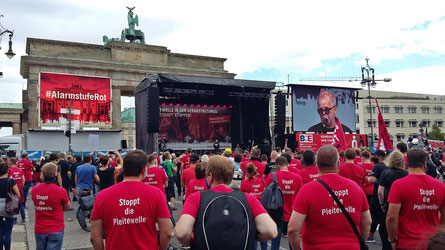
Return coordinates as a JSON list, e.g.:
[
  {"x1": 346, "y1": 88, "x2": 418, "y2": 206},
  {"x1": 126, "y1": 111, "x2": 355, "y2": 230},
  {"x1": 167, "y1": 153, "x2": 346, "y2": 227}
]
[{"x1": 317, "y1": 94, "x2": 337, "y2": 128}]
